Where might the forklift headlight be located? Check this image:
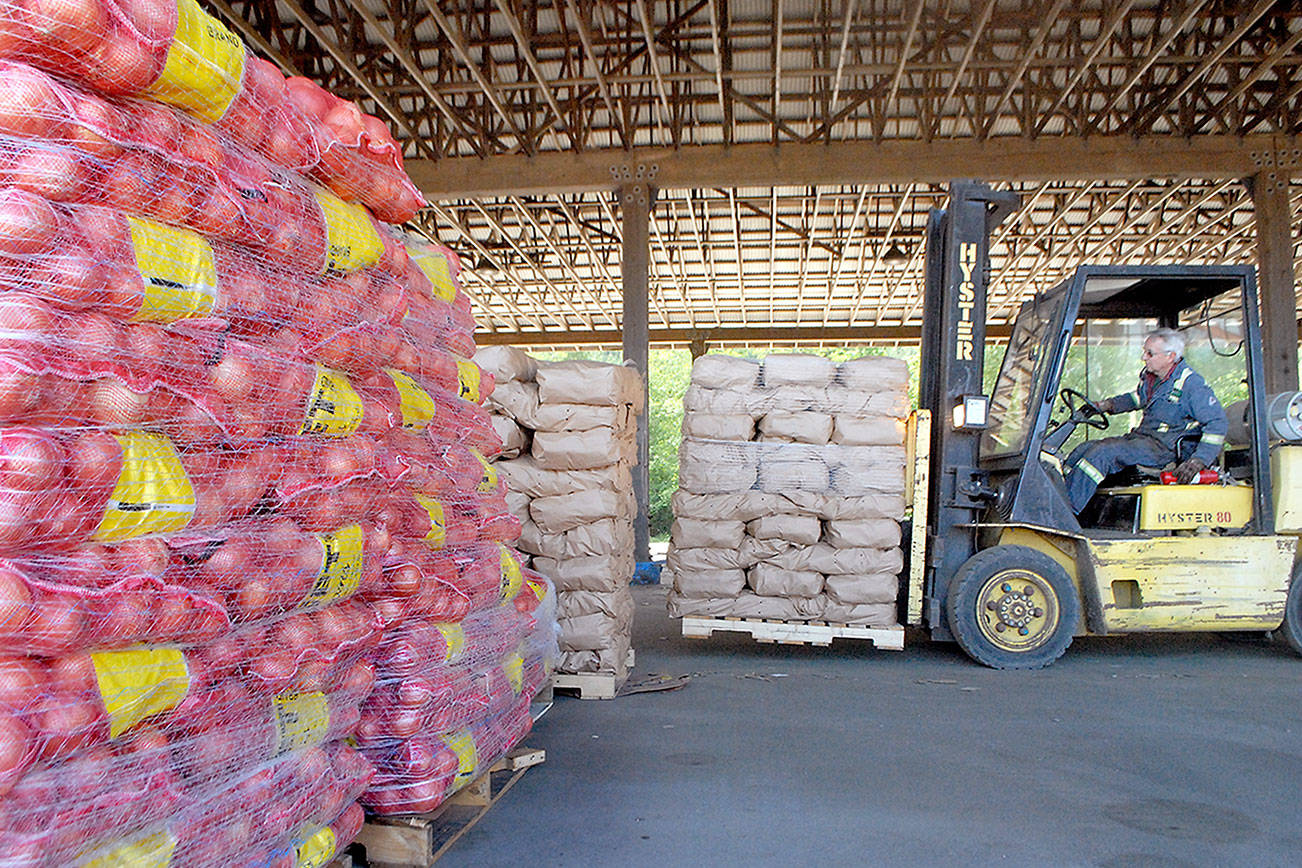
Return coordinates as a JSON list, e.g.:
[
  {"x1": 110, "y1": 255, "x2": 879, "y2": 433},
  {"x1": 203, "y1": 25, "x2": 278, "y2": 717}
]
[{"x1": 953, "y1": 394, "x2": 989, "y2": 430}]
